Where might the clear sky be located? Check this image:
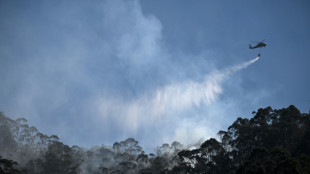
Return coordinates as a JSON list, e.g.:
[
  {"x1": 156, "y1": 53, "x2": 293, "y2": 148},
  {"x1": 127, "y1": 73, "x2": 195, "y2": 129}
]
[{"x1": 1, "y1": 0, "x2": 309, "y2": 151}]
